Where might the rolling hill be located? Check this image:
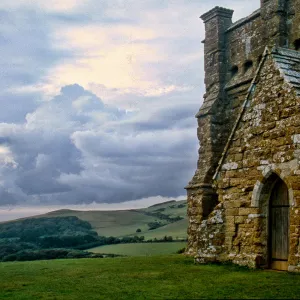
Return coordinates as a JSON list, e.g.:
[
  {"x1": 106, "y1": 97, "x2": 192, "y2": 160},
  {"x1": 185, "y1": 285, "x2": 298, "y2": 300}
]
[
  {"x1": 32, "y1": 200, "x2": 188, "y2": 240},
  {"x1": 0, "y1": 200, "x2": 188, "y2": 259}
]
